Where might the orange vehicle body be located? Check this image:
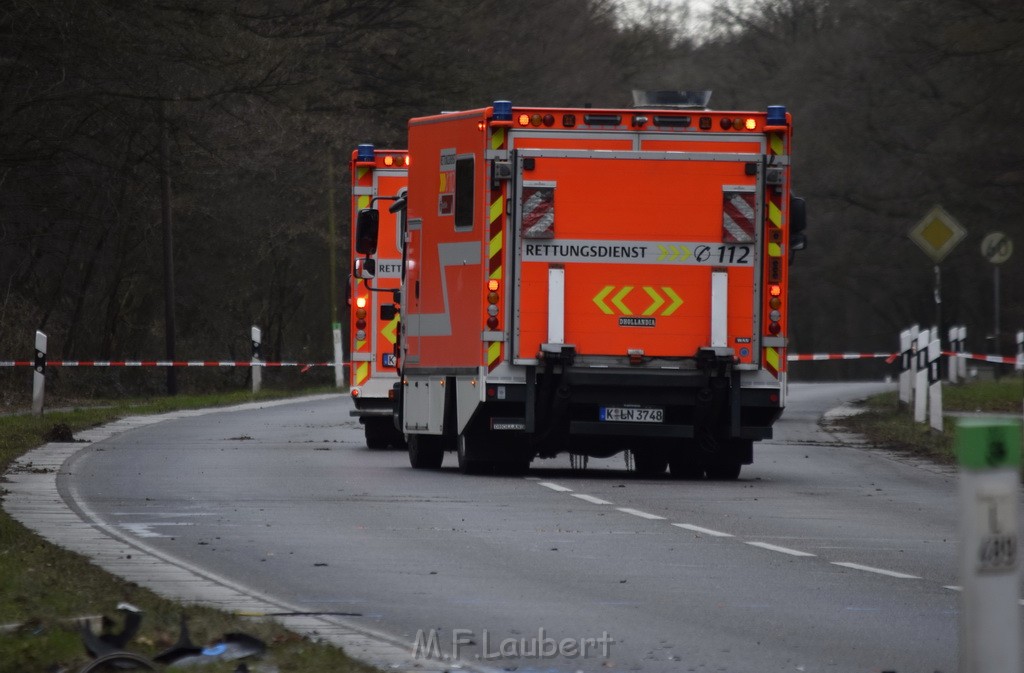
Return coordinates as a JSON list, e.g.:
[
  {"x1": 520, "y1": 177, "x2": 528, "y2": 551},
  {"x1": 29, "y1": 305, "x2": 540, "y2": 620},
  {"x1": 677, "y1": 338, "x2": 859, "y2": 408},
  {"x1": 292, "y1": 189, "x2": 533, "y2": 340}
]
[
  {"x1": 348, "y1": 146, "x2": 408, "y2": 449},
  {"x1": 389, "y1": 100, "x2": 803, "y2": 477}
]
